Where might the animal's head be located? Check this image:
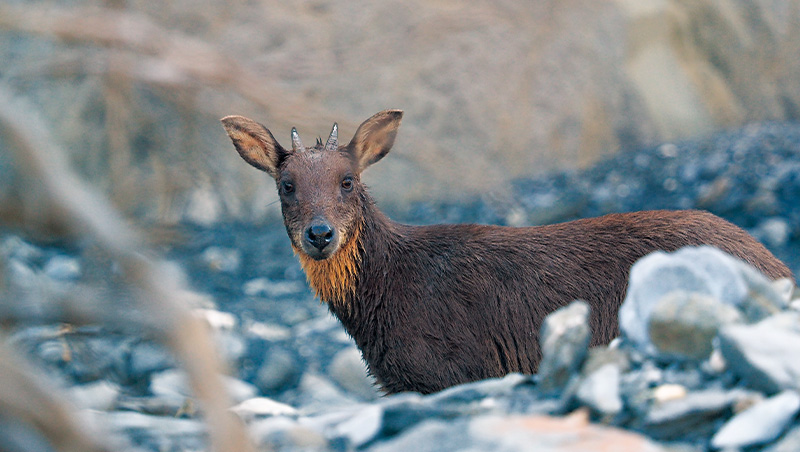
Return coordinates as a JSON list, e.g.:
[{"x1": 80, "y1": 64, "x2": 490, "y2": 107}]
[{"x1": 221, "y1": 110, "x2": 403, "y2": 261}]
